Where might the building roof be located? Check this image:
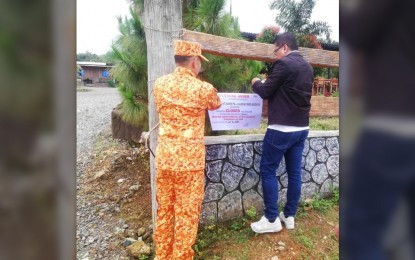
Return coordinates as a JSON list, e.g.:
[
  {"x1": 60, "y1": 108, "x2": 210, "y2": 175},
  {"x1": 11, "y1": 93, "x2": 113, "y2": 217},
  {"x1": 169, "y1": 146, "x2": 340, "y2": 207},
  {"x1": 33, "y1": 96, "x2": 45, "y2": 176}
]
[
  {"x1": 240, "y1": 31, "x2": 339, "y2": 51},
  {"x1": 76, "y1": 61, "x2": 115, "y2": 68}
]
